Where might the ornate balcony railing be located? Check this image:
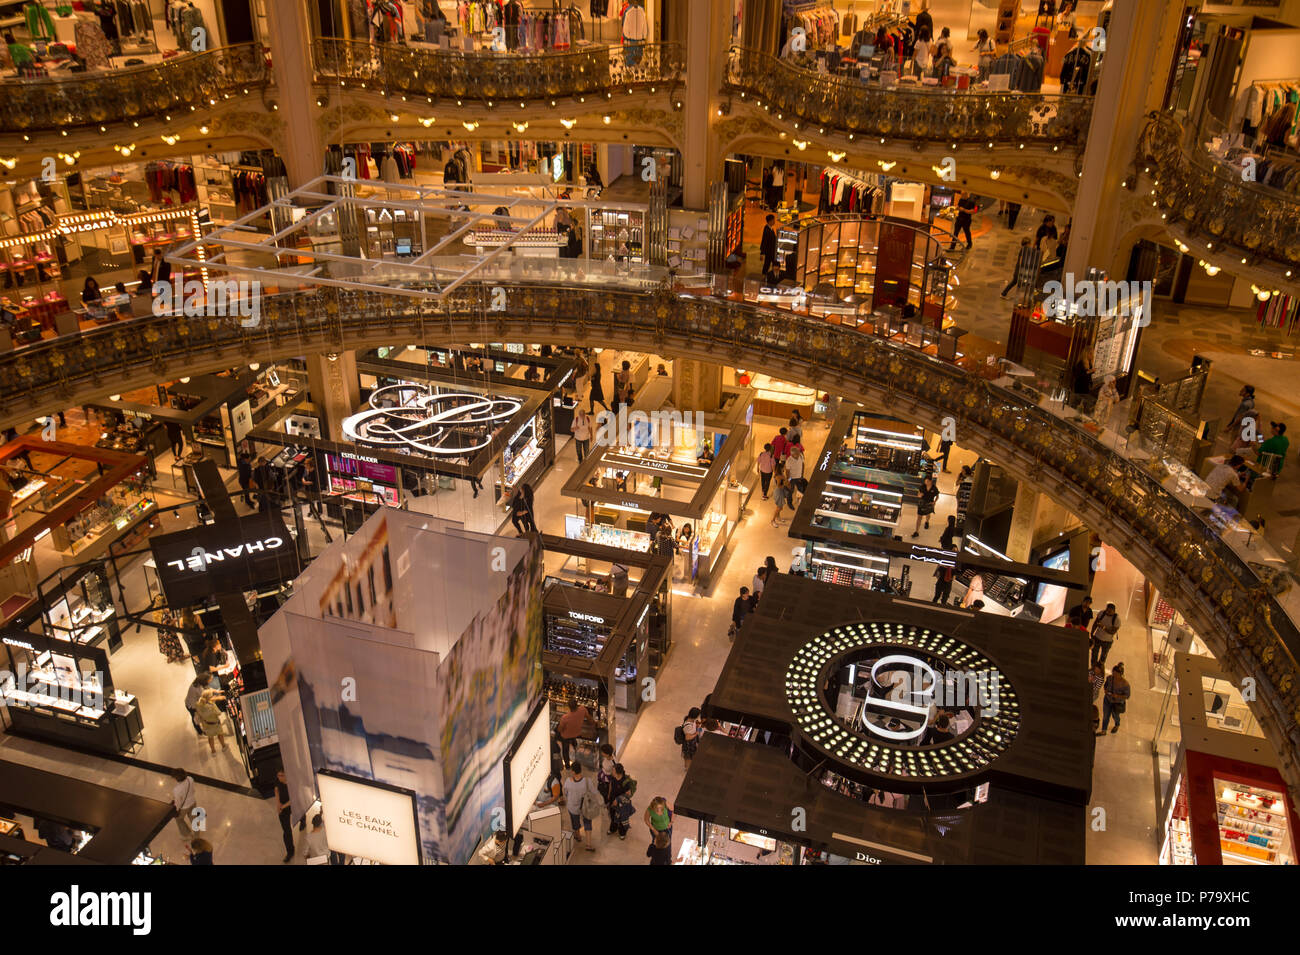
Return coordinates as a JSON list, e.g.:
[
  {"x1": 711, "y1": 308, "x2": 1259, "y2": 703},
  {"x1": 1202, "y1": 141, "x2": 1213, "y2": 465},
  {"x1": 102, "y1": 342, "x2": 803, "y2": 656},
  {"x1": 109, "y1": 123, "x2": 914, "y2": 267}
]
[
  {"x1": 311, "y1": 38, "x2": 685, "y2": 102},
  {"x1": 1, "y1": 279, "x2": 1297, "y2": 787},
  {"x1": 1138, "y1": 113, "x2": 1300, "y2": 271},
  {"x1": 723, "y1": 46, "x2": 1094, "y2": 146},
  {"x1": 0, "y1": 44, "x2": 272, "y2": 133}
]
